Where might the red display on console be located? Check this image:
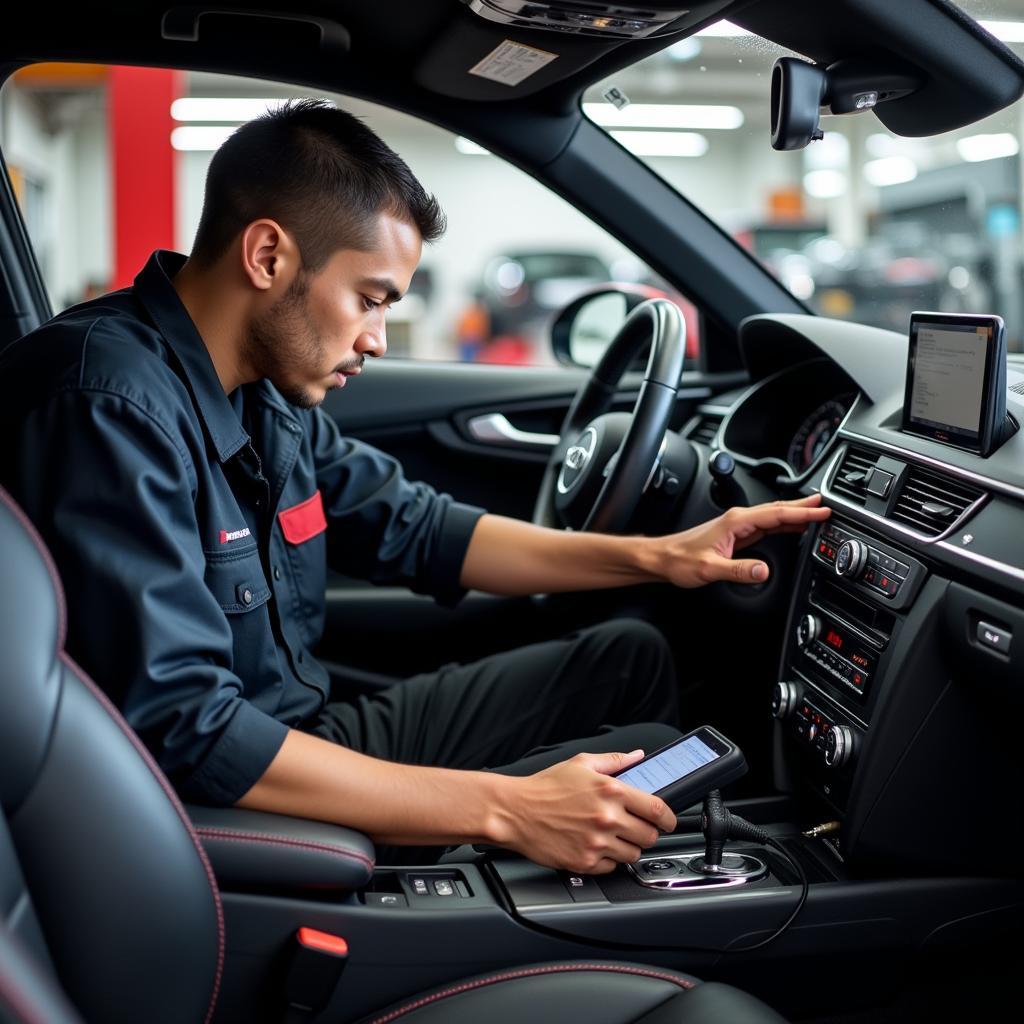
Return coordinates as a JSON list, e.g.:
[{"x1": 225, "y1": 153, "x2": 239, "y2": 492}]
[{"x1": 825, "y1": 629, "x2": 844, "y2": 650}]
